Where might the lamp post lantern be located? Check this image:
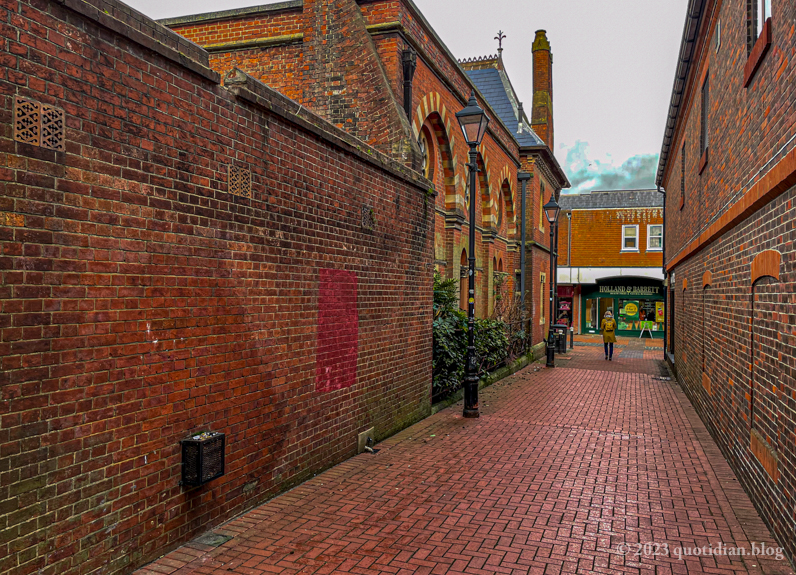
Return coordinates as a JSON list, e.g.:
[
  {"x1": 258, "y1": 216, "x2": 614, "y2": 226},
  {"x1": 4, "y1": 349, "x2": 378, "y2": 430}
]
[
  {"x1": 456, "y1": 91, "x2": 489, "y2": 418},
  {"x1": 543, "y1": 193, "x2": 561, "y2": 368}
]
